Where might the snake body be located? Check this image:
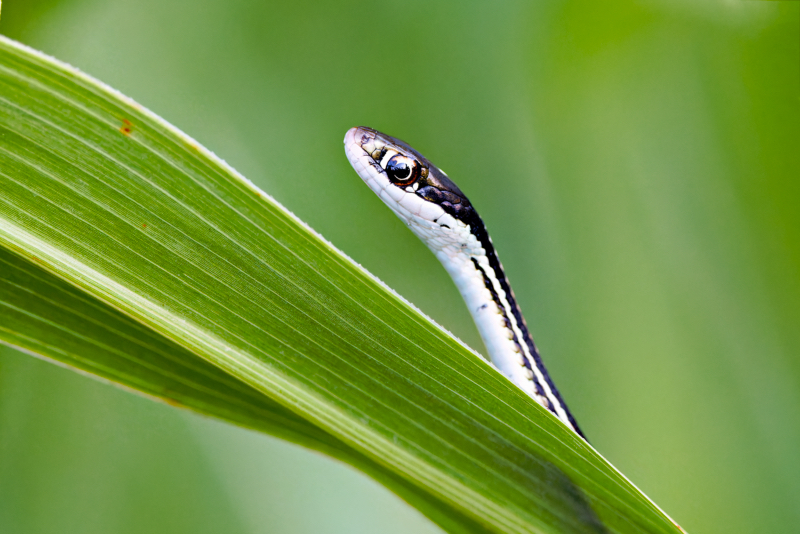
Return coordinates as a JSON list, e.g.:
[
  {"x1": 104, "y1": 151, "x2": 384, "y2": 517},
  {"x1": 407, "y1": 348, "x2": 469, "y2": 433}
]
[{"x1": 344, "y1": 126, "x2": 584, "y2": 439}]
